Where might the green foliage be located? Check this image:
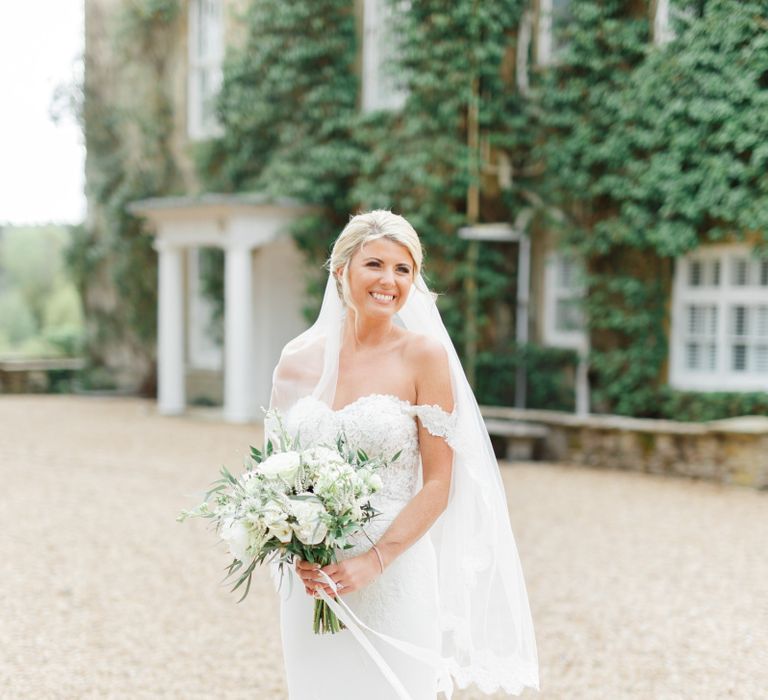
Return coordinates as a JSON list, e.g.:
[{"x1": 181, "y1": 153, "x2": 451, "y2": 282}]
[
  {"x1": 203, "y1": 0, "x2": 359, "y2": 199},
  {"x1": 1, "y1": 226, "x2": 71, "y2": 328},
  {"x1": 351, "y1": 1, "x2": 527, "y2": 359},
  {"x1": 200, "y1": 0, "x2": 528, "y2": 370},
  {"x1": 658, "y1": 389, "x2": 768, "y2": 422},
  {"x1": 0, "y1": 291, "x2": 36, "y2": 348},
  {"x1": 0, "y1": 226, "x2": 84, "y2": 357},
  {"x1": 596, "y1": 0, "x2": 768, "y2": 255},
  {"x1": 535, "y1": 0, "x2": 768, "y2": 416},
  {"x1": 476, "y1": 344, "x2": 578, "y2": 412},
  {"x1": 194, "y1": 0, "x2": 363, "y2": 313}
]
